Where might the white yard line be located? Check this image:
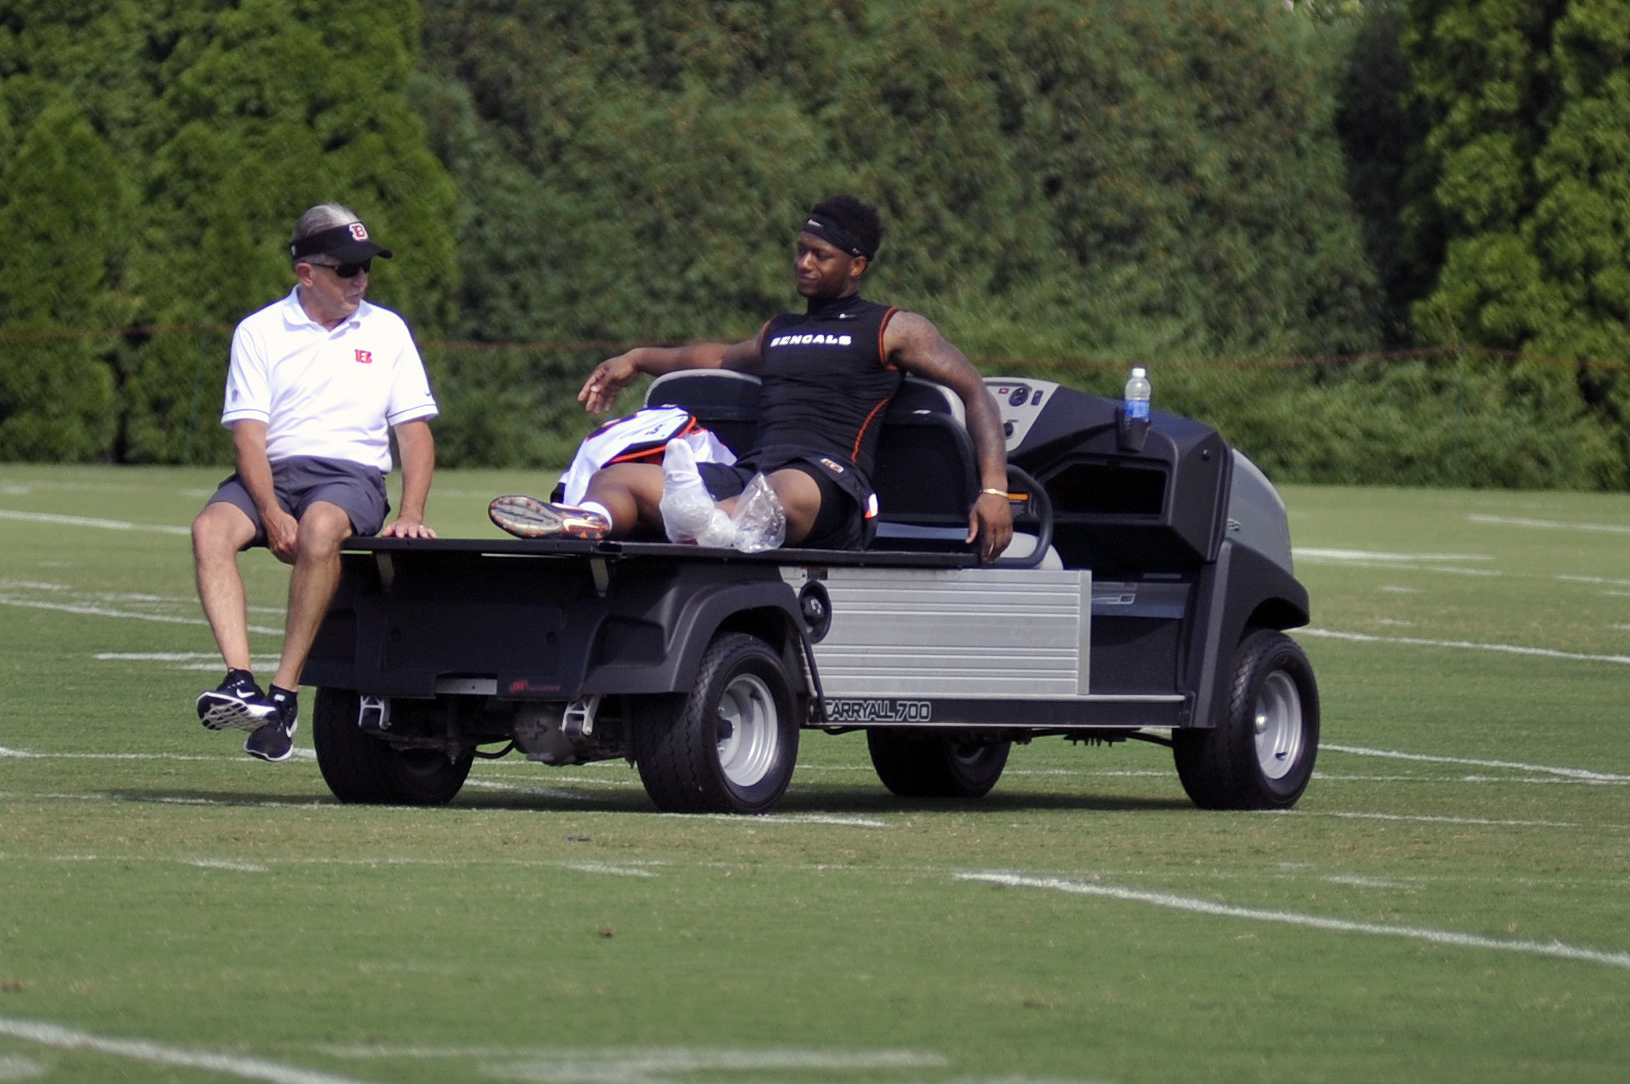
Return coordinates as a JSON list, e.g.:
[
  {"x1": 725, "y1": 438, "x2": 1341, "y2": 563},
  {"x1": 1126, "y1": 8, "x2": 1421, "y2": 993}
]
[
  {"x1": 759, "y1": 813, "x2": 891, "y2": 828},
  {"x1": 0, "y1": 508, "x2": 190, "y2": 534},
  {"x1": 1292, "y1": 544, "x2": 1630, "y2": 592},
  {"x1": 0, "y1": 594, "x2": 282, "y2": 637},
  {"x1": 685, "y1": 812, "x2": 892, "y2": 828},
  {"x1": 25, "y1": 854, "x2": 676, "y2": 875},
  {"x1": 460, "y1": 779, "x2": 600, "y2": 802},
  {"x1": 1322, "y1": 811, "x2": 1582, "y2": 828},
  {"x1": 1290, "y1": 547, "x2": 1499, "y2": 577},
  {"x1": 0, "y1": 1016, "x2": 395, "y2": 1084},
  {"x1": 1557, "y1": 574, "x2": 1630, "y2": 588},
  {"x1": 1316, "y1": 772, "x2": 1625, "y2": 787},
  {"x1": 1295, "y1": 548, "x2": 1494, "y2": 563},
  {"x1": 1323, "y1": 743, "x2": 1630, "y2": 783},
  {"x1": 0, "y1": 747, "x2": 226, "y2": 762},
  {"x1": 1300, "y1": 627, "x2": 1630, "y2": 666},
  {"x1": 17, "y1": 852, "x2": 1626, "y2": 894},
  {"x1": 1469, "y1": 513, "x2": 1630, "y2": 535},
  {"x1": 1299, "y1": 561, "x2": 1500, "y2": 577},
  {"x1": 0, "y1": 746, "x2": 314, "y2": 766},
  {"x1": 94, "y1": 652, "x2": 283, "y2": 672},
  {"x1": 959, "y1": 872, "x2": 1630, "y2": 971},
  {"x1": 565, "y1": 862, "x2": 658, "y2": 878},
  {"x1": 1322, "y1": 874, "x2": 1407, "y2": 889},
  {"x1": 315, "y1": 1044, "x2": 951, "y2": 1080},
  {"x1": 184, "y1": 859, "x2": 270, "y2": 873}
]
